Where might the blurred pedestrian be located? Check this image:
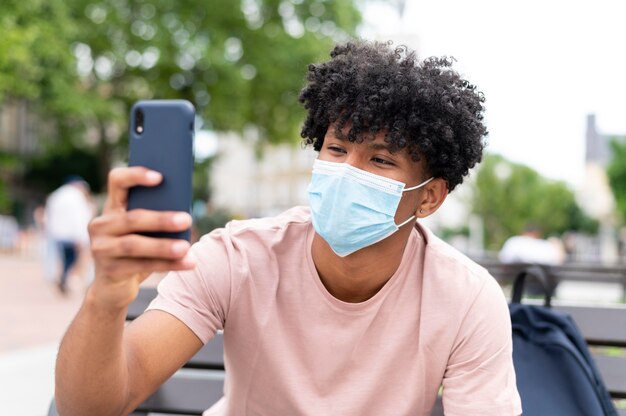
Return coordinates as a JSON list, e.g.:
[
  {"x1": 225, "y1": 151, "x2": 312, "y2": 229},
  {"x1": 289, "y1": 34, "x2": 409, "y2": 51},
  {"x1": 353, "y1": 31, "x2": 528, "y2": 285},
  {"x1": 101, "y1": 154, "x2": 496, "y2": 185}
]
[
  {"x1": 44, "y1": 176, "x2": 93, "y2": 294},
  {"x1": 499, "y1": 224, "x2": 565, "y2": 265}
]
